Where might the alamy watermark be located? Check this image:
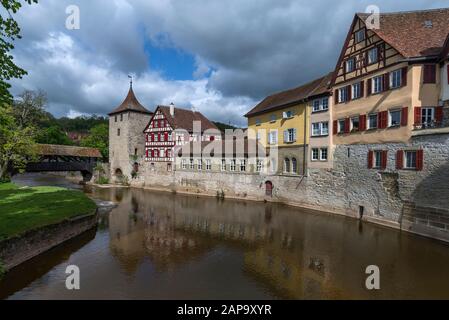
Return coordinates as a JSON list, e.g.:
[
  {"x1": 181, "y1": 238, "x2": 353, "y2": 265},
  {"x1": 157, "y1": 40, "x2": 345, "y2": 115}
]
[{"x1": 65, "y1": 5, "x2": 80, "y2": 30}]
